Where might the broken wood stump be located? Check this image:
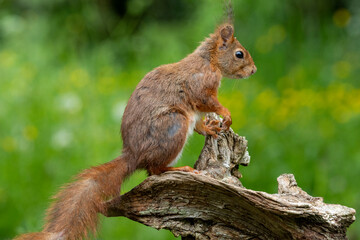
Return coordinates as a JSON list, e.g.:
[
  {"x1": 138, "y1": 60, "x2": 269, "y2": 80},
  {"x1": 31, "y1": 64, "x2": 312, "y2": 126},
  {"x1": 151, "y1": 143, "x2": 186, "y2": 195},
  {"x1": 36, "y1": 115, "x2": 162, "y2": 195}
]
[{"x1": 104, "y1": 114, "x2": 356, "y2": 239}]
